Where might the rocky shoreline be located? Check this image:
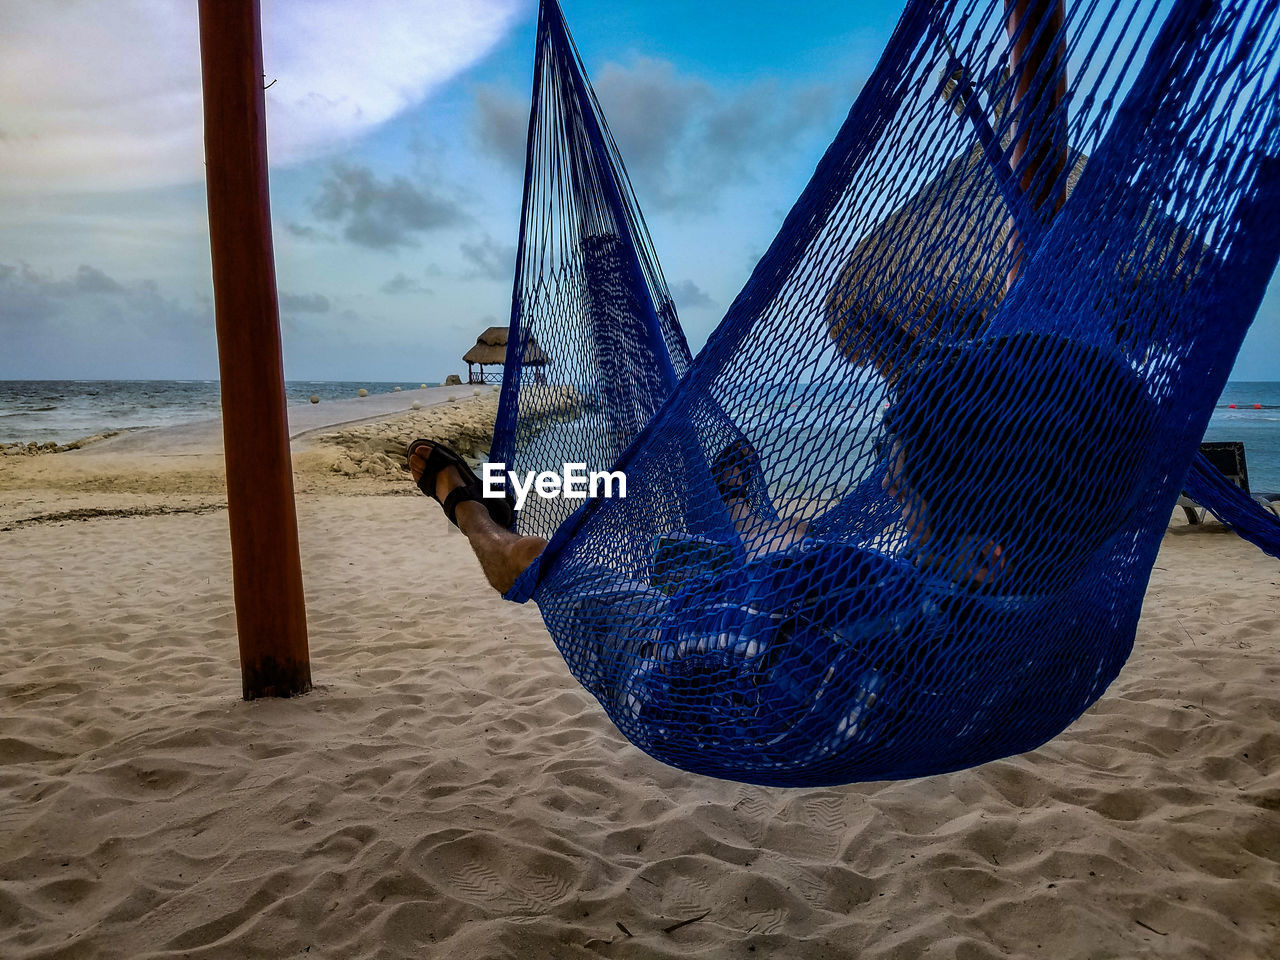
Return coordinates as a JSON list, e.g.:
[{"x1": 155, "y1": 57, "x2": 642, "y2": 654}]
[
  {"x1": 0, "y1": 384, "x2": 587, "y2": 501},
  {"x1": 303, "y1": 383, "x2": 586, "y2": 484},
  {"x1": 0, "y1": 431, "x2": 124, "y2": 456}
]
